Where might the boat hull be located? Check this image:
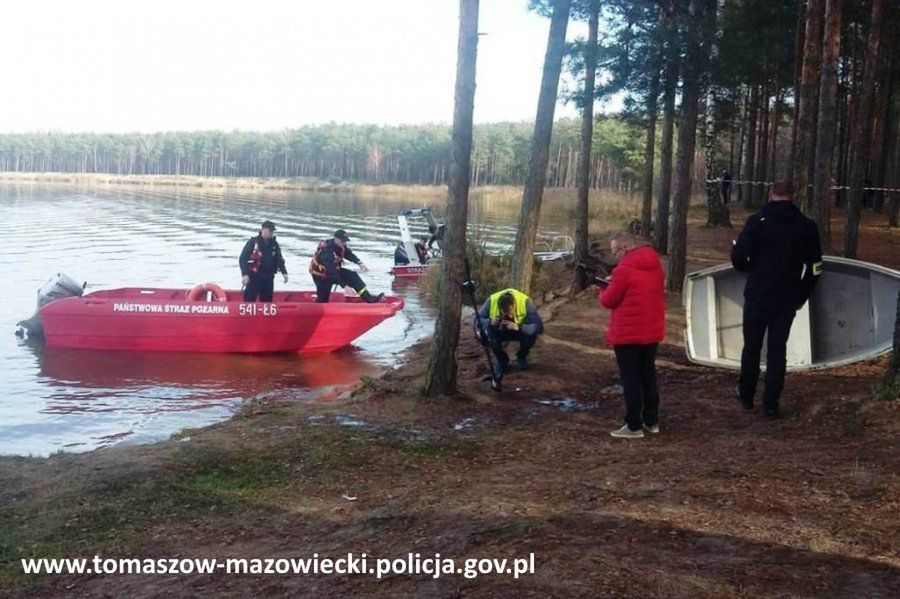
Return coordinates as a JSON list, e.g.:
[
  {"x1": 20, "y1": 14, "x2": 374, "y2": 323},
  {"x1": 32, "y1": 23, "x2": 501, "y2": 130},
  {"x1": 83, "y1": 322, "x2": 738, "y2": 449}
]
[
  {"x1": 390, "y1": 263, "x2": 434, "y2": 278},
  {"x1": 39, "y1": 288, "x2": 404, "y2": 354},
  {"x1": 683, "y1": 257, "x2": 900, "y2": 371}
]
